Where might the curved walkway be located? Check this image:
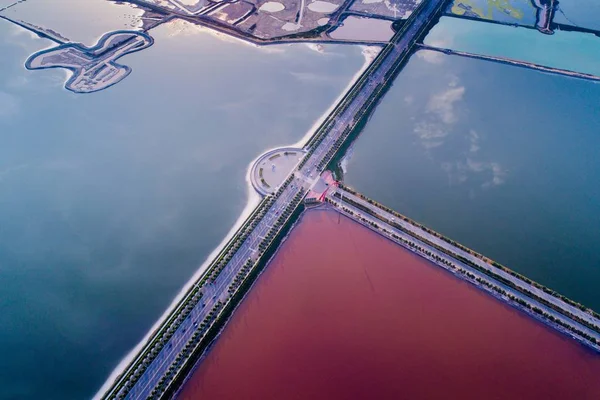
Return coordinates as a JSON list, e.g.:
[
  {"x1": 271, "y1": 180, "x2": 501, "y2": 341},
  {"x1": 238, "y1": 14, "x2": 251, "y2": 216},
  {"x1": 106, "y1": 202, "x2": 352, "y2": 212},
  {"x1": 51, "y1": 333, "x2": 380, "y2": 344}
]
[{"x1": 250, "y1": 147, "x2": 306, "y2": 195}]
